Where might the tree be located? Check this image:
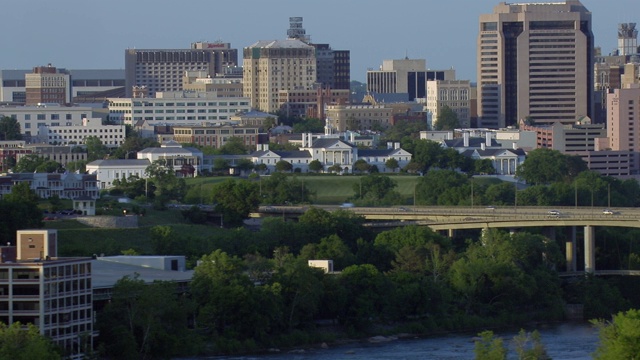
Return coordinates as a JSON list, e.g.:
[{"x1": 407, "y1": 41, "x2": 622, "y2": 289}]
[
  {"x1": 260, "y1": 172, "x2": 312, "y2": 205},
  {"x1": 212, "y1": 179, "x2": 260, "y2": 227},
  {"x1": 516, "y1": 148, "x2": 587, "y2": 185},
  {"x1": 85, "y1": 136, "x2": 109, "y2": 161},
  {"x1": 145, "y1": 159, "x2": 187, "y2": 208},
  {"x1": 353, "y1": 159, "x2": 370, "y2": 173},
  {"x1": 415, "y1": 169, "x2": 468, "y2": 205},
  {"x1": 64, "y1": 160, "x2": 87, "y2": 174},
  {"x1": 513, "y1": 329, "x2": 549, "y2": 360},
  {"x1": 235, "y1": 158, "x2": 255, "y2": 173},
  {"x1": 36, "y1": 160, "x2": 63, "y2": 173},
  {"x1": 292, "y1": 117, "x2": 324, "y2": 133},
  {"x1": 0, "y1": 182, "x2": 42, "y2": 244},
  {"x1": 352, "y1": 174, "x2": 402, "y2": 206},
  {"x1": 474, "y1": 330, "x2": 507, "y2": 360},
  {"x1": 96, "y1": 275, "x2": 196, "y2": 360},
  {"x1": 327, "y1": 164, "x2": 343, "y2": 173},
  {"x1": 275, "y1": 160, "x2": 293, "y2": 173},
  {"x1": 385, "y1": 158, "x2": 399, "y2": 173},
  {"x1": 110, "y1": 129, "x2": 159, "y2": 159},
  {"x1": 434, "y1": 105, "x2": 460, "y2": 131},
  {"x1": 412, "y1": 139, "x2": 446, "y2": 173},
  {"x1": 191, "y1": 250, "x2": 281, "y2": 346},
  {"x1": 218, "y1": 137, "x2": 248, "y2": 155},
  {"x1": 592, "y1": 308, "x2": 640, "y2": 359},
  {"x1": 338, "y1": 264, "x2": 391, "y2": 329},
  {"x1": 13, "y1": 154, "x2": 44, "y2": 173},
  {"x1": 262, "y1": 117, "x2": 277, "y2": 131},
  {"x1": 0, "y1": 322, "x2": 60, "y2": 360},
  {"x1": 0, "y1": 116, "x2": 22, "y2": 140},
  {"x1": 308, "y1": 159, "x2": 323, "y2": 173},
  {"x1": 213, "y1": 158, "x2": 230, "y2": 172}
]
